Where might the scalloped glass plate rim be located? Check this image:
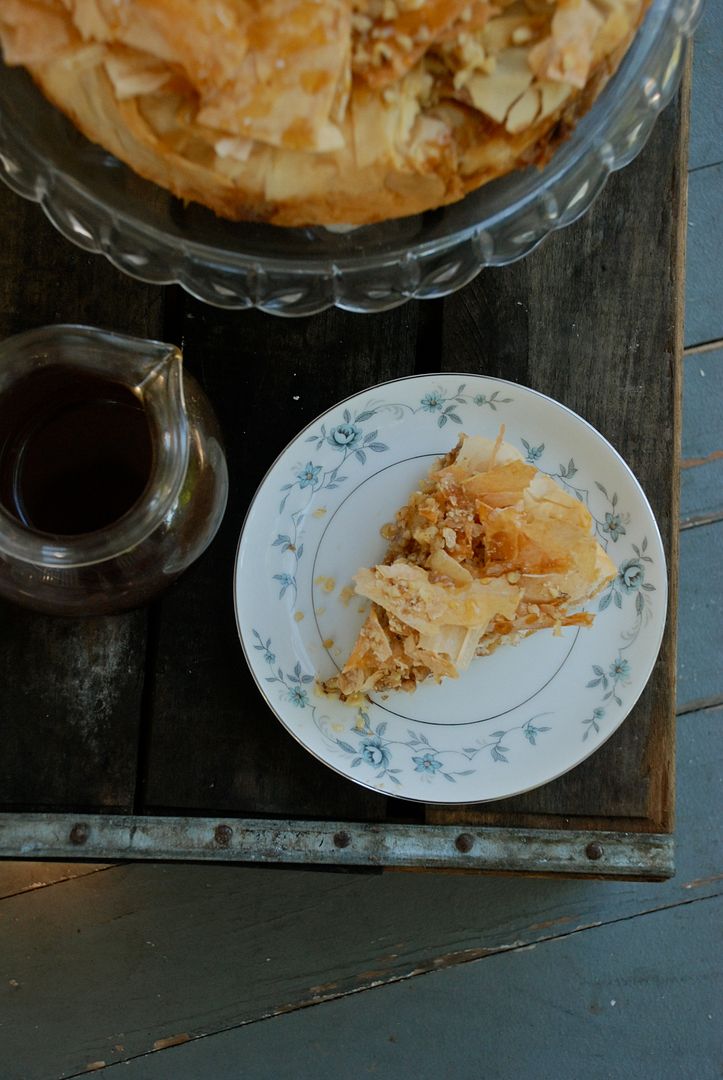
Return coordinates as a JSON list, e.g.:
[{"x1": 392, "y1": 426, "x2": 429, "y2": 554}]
[{"x1": 0, "y1": 0, "x2": 701, "y2": 274}]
